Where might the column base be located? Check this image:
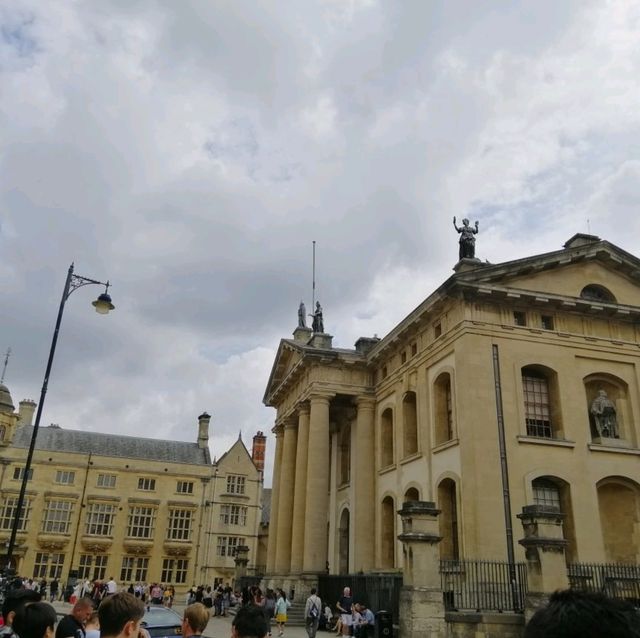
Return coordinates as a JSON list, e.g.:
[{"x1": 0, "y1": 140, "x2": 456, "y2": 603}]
[{"x1": 399, "y1": 587, "x2": 447, "y2": 638}]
